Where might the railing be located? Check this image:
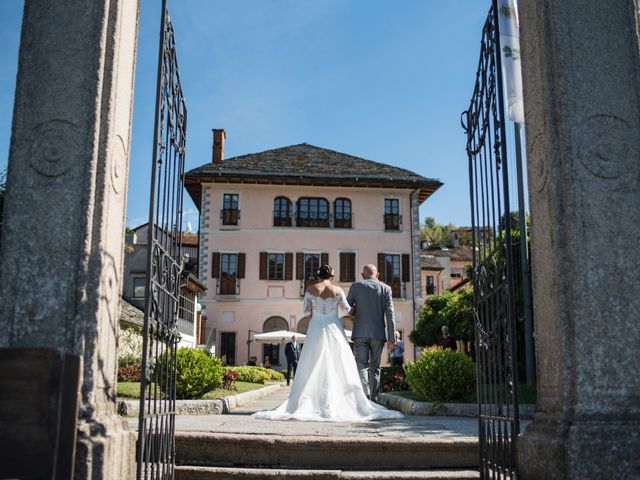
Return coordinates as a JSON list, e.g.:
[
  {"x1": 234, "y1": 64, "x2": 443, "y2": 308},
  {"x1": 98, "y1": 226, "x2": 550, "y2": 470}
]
[
  {"x1": 221, "y1": 208, "x2": 239, "y2": 226},
  {"x1": 333, "y1": 213, "x2": 352, "y2": 229},
  {"x1": 383, "y1": 213, "x2": 401, "y2": 231},
  {"x1": 273, "y1": 211, "x2": 292, "y2": 227},
  {"x1": 218, "y1": 277, "x2": 238, "y2": 295},
  {"x1": 296, "y1": 215, "x2": 330, "y2": 228}
]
